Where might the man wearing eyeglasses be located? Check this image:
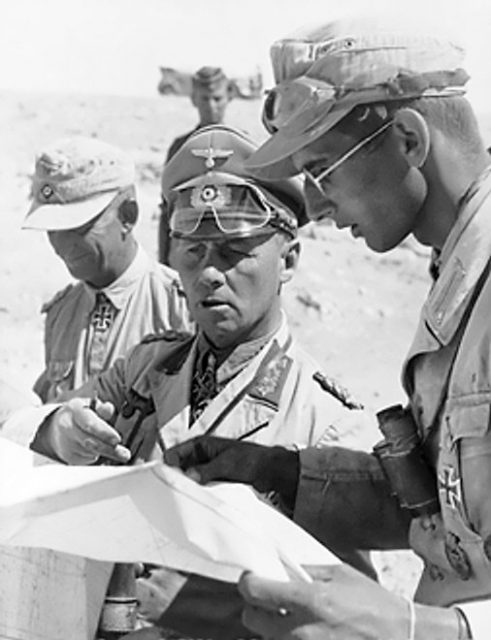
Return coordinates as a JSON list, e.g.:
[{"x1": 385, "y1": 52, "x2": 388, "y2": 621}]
[
  {"x1": 23, "y1": 136, "x2": 191, "y2": 403},
  {"x1": 163, "y1": 16, "x2": 491, "y2": 640}
]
